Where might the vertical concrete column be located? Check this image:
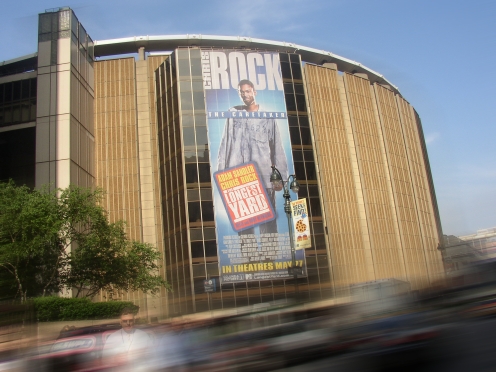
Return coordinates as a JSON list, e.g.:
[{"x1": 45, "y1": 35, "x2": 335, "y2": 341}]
[
  {"x1": 371, "y1": 85, "x2": 407, "y2": 280},
  {"x1": 36, "y1": 11, "x2": 72, "y2": 189},
  {"x1": 35, "y1": 9, "x2": 95, "y2": 298},
  {"x1": 35, "y1": 9, "x2": 94, "y2": 190},
  {"x1": 339, "y1": 75, "x2": 375, "y2": 282},
  {"x1": 135, "y1": 49, "x2": 160, "y2": 319}
]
